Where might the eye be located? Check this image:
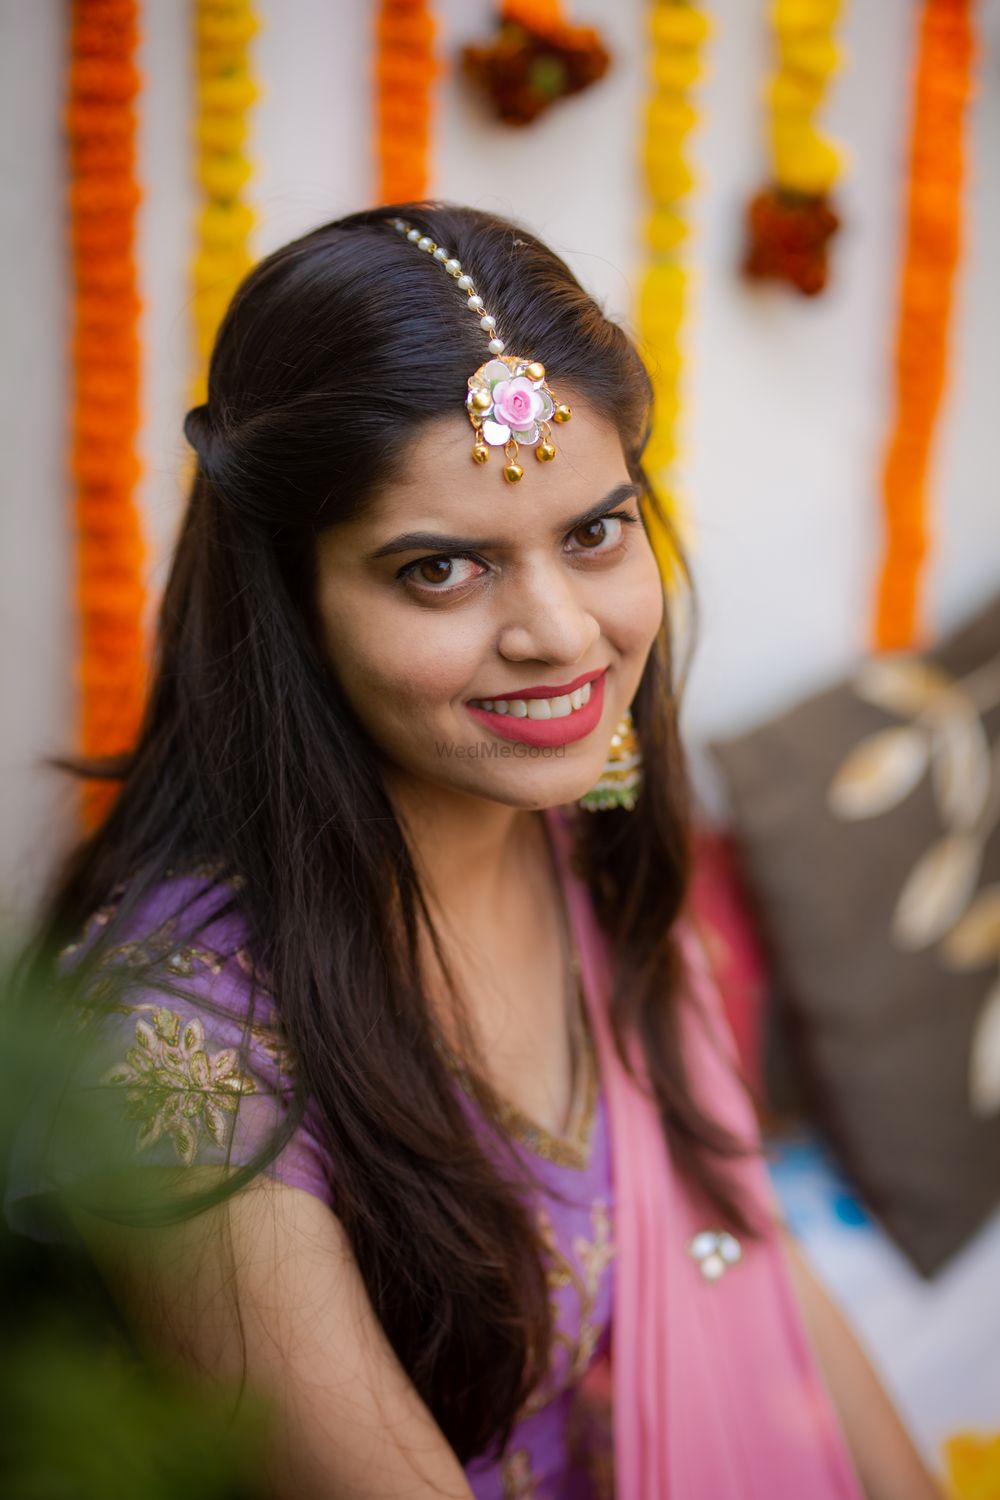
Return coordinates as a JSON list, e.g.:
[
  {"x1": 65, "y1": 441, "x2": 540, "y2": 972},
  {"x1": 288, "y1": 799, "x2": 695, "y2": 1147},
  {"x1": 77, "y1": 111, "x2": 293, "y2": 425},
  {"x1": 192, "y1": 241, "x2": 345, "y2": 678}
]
[
  {"x1": 396, "y1": 553, "x2": 488, "y2": 594},
  {"x1": 567, "y1": 509, "x2": 640, "y2": 555}
]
